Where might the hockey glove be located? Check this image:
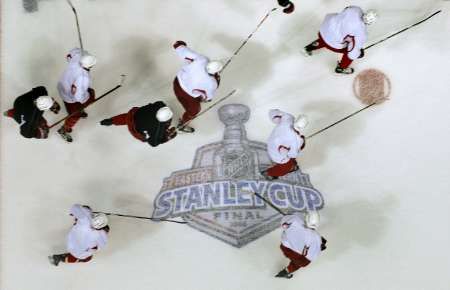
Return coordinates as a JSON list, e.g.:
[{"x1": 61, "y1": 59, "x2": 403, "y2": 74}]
[
  {"x1": 358, "y1": 48, "x2": 365, "y2": 59},
  {"x1": 50, "y1": 100, "x2": 61, "y2": 114},
  {"x1": 278, "y1": 0, "x2": 295, "y2": 14},
  {"x1": 321, "y1": 237, "x2": 327, "y2": 251},
  {"x1": 173, "y1": 40, "x2": 187, "y2": 49}
]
